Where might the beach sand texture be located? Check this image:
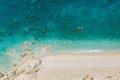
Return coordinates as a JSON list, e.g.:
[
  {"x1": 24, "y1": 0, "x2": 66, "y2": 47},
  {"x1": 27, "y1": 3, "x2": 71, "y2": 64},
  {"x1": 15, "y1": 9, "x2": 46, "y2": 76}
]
[{"x1": 0, "y1": 51, "x2": 120, "y2": 80}]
